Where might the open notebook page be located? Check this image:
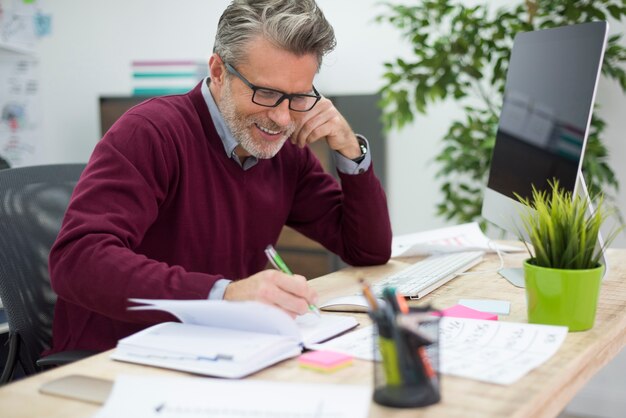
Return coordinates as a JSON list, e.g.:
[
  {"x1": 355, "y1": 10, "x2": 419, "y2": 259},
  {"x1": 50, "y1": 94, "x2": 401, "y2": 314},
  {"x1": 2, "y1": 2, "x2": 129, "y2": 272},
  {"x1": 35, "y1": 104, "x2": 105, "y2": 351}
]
[{"x1": 129, "y1": 298, "x2": 358, "y2": 346}]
